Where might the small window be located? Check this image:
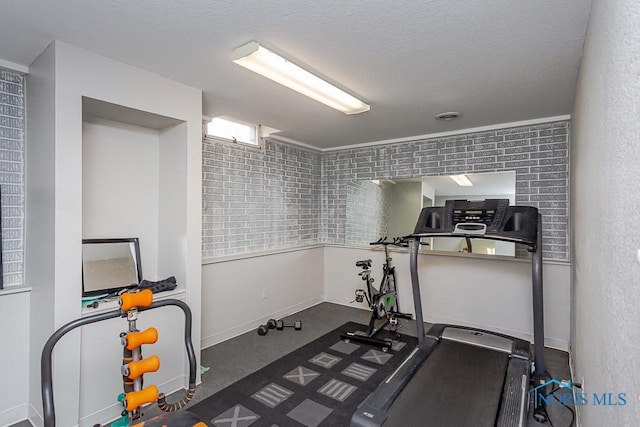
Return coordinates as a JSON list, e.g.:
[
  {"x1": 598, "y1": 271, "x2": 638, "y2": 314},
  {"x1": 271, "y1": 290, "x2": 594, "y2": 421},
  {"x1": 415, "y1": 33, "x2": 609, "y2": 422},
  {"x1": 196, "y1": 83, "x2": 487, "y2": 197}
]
[{"x1": 205, "y1": 117, "x2": 259, "y2": 146}]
